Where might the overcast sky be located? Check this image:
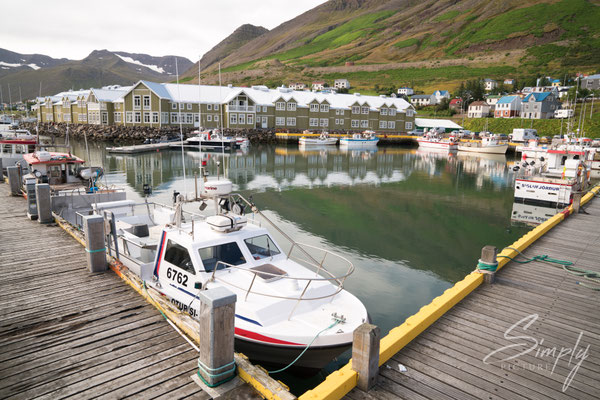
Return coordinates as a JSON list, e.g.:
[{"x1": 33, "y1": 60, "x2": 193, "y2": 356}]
[{"x1": 2, "y1": 0, "x2": 328, "y2": 61}]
